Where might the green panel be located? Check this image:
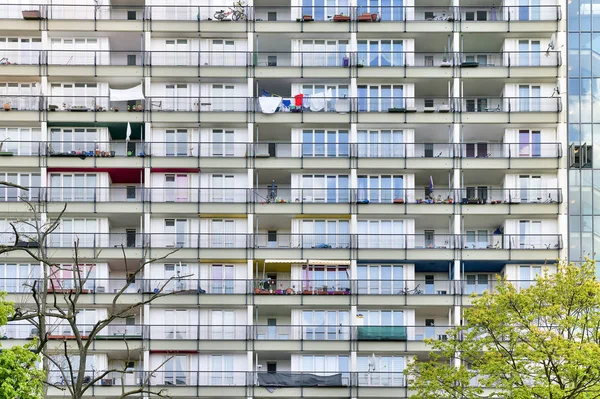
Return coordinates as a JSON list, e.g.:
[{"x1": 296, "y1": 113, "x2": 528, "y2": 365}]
[{"x1": 357, "y1": 326, "x2": 407, "y2": 341}]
